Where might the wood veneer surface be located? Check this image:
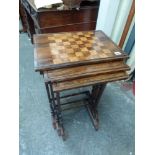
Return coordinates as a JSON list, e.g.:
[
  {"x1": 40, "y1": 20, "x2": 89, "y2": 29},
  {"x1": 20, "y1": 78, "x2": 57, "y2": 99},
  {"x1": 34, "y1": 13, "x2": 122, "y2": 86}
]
[
  {"x1": 34, "y1": 30, "x2": 128, "y2": 71},
  {"x1": 45, "y1": 60, "x2": 130, "y2": 82},
  {"x1": 49, "y1": 71, "x2": 129, "y2": 92}
]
